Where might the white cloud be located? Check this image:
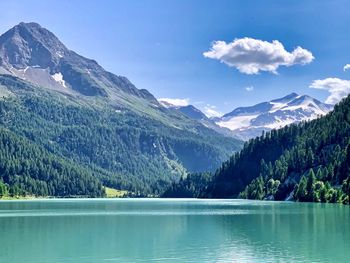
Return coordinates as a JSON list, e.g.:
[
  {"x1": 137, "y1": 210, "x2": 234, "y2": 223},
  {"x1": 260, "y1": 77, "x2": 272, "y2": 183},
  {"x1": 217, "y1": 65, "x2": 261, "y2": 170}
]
[
  {"x1": 344, "y1": 64, "x2": 350, "y2": 71},
  {"x1": 158, "y1": 98, "x2": 189, "y2": 107},
  {"x1": 203, "y1": 37, "x2": 314, "y2": 74},
  {"x1": 245, "y1": 86, "x2": 254, "y2": 92},
  {"x1": 202, "y1": 104, "x2": 222, "y2": 118},
  {"x1": 309, "y1": 78, "x2": 350, "y2": 104}
]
